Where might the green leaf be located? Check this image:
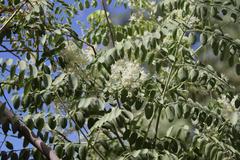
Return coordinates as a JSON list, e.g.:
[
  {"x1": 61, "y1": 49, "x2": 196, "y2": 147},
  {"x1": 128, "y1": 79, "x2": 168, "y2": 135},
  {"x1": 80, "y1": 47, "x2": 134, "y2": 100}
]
[
  {"x1": 74, "y1": 111, "x2": 85, "y2": 128},
  {"x1": 141, "y1": 45, "x2": 147, "y2": 62},
  {"x1": 43, "y1": 91, "x2": 53, "y2": 105},
  {"x1": 165, "y1": 106, "x2": 175, "y2": 122},
  {"x1": 188, "y1": 33, "x2": 196, "y2": 45},
  {"x1": 216, "y1": 151, "x2": 223, "y2": 160},
  {"x1": 43, "y1": 74, "x2": 52, "y2": 89},
  {"x1": 68, "y1": 73, "x2": 78, "y2": 91},
  {"x1": 30, "y1": 65, "x2": 38, "y2": 78},
  {"x1": 235, "y1": 98, "x2": 240, "y2": 108},
  {"x1": 200, "y1": 33, "x2": 207, "y2": 45},
  {"x1": 0, "y1": 151, "x2": 7, "y2": 159},
  {"x1": 102, "y1": 35, "x2": 109, "y2": 46},
  {"x1": 79, "y1": 146, "x2": 87, "y2": 160},
  {"x1": 178, "y1": 68, "x2": 188, "y2": 81},
  {"x1": 236, "y1": 64, "x2": 240, "y2": 75},
  {"x1": 60, "y1": 117, "x2": 68, "y2": 129},
  {"x1": 35, "y1": 117, "x2": 45, "y2": 130},
  {"x1": 48, "y1": 116, "x2": 57, "y2": 130},
  {"x1": 231, "y1": 13, "x2": 237, "y2": 22},
  {"x1": 91, "y1": 0, "x2": 98, "y2": 8},
  {"x1": 41, "y1": 35, "x2": 47, "y2": 45},
  {"x1": 116, "y1": 31, "x2": 124, "y2": 42},
  {"x1": 65, "y1": 143, "x2": 75, "y2": 158},
  {"x1": 5, "y1": 141, "x2": 13, "y2": 150},
  {"x1": 128, "y1": 132, "x2": 138, "y2": 145},
  {"x1": 10, "y1": 152, "x2": 18, "y2": 159},
  {"x1": 123, "y1": 129, "x2": 131, "y2": 140},
  {"x1": 54, "y1": 29, "x2": 62, "y2": 35},
  {"x1": 85, "y1": 0, "x2": 90, "y2": 8},
  {"x1": 145, "y1": 103, "x2": 154, "y2": 119},
  {"x1": 189, "y1": 69, "x2": 199, "y2": 82},
  {"x1": 19, "y1": 149, "x2": 30, "y2": 159},
  {"x1": 10, "y1": 65, "x2": 17, "y2": 79},
  {"x1": 55, "y1": 145, "x2": 64, "y2": 158},
  {"x1": 11, "y1": 94, "x2": 21, "y2": 109},
  {"x1": 25, "y1": 116, "x2": 35, "y2": 130},
  {"x1": 175, "y1": 104, "x2": 183, "y2": 119}
]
